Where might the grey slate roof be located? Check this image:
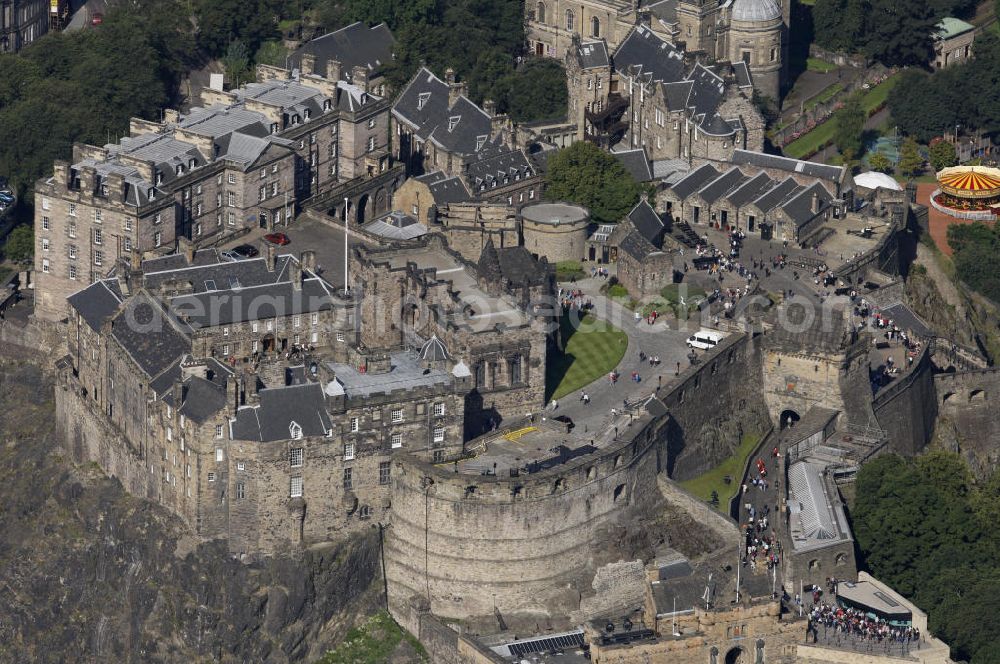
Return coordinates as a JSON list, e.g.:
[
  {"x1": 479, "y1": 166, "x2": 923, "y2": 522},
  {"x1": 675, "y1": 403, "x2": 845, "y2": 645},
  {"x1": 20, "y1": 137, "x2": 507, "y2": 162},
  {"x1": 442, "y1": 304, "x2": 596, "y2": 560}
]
[
  {"x1": 292, "y1": 22, "x2": 395, "y2": 80},
  {"x1": 626, "y1": 199, "x2": 665, "y2": 246},
  {"x1": 619, "y1": 230, "x2": 657, "y2": 260},
  {"x1": 231, "y1": 382, "x2": 332, "y2": 442},
  {"x1": 466, "y1": 145, "x2": 535, "y2": 191},
  {"x1": 392, "y1": 67, "x2": 452, "y2": 139},
  {"x1": 497, "y1": 246, "x2": 550, "y2": 287},
  {"x1": 143, "y1": 254, "x2": 294, "y2": 295},
  {"x1": 68, "y1": 279, "x2": 123, "y2": 332},
  {"x1": 575, "y1": 40, "x2": 610, "y2": 70},
  {"x1": 427, "y1": 95, "x2": 493, "y2": 156},
  {"x1": 661, "y1": 80, "x2": 694, "y2": 112},
  {"x1": 170, "y1": 278, "x2": 336, "y2": 327},
  {"x1": 416, "y1": 171, "x2": 472, "y2": 204},
  {"x1": 669, "y1": 163, "x2": 720, "y2": 199},
  {"x1": 781, "y1": 182, "x2": 833, "y2": 228},
  {"x1": 613, "y1": 25, "x2": 686, "y2": 85},
  {"x1": 725, "y1": 171, "x2": 774, "y2": 208},
  {"x1": 613, "y1": 148, "x2": 653, "y2": 182},
  {"x1": 697, "y1": 167, "x2": 747, "y2": 204},
  {"x1": 110, "y1": 293, "x2": 192, "y2": 379},
  {"x1": 327, "y1": 351, "x2": 453, "y2": 398},
  {"x1": 731, "y1": 150, "x2": 845, "y2": 183},
  {"x1": 162, "y1": 374, "x2": 228, "y2": 424},
  {"x1": 750, "y1": 176, "x2": 801, "y2": 213},
  {"x1": 646, "y1": 0, "x2": 679, "y2": 22},
  {"x1": 363, "y1": 212, "x2": 427, "y2": 240},
  {"x1": 733, "y1": 61, "x2": 753, "y2": 88}
]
